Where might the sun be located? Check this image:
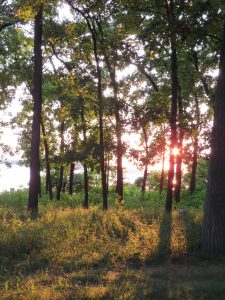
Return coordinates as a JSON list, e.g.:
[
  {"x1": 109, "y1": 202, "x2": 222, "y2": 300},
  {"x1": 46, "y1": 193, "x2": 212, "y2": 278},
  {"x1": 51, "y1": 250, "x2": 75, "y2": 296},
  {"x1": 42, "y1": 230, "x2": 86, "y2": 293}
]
[{"x1": 172, "y1": 147, "x2": 179, "y2": 156}]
